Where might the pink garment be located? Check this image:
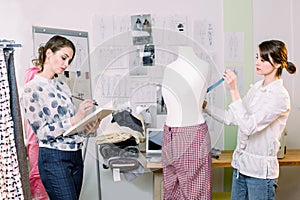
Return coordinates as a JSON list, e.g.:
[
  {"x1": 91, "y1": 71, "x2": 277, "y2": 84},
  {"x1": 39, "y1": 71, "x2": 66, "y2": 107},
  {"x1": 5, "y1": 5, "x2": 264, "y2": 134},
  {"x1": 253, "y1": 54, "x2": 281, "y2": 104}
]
[{"x1": 25, "y1": 67, "x2": 48, "y2": 200}]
